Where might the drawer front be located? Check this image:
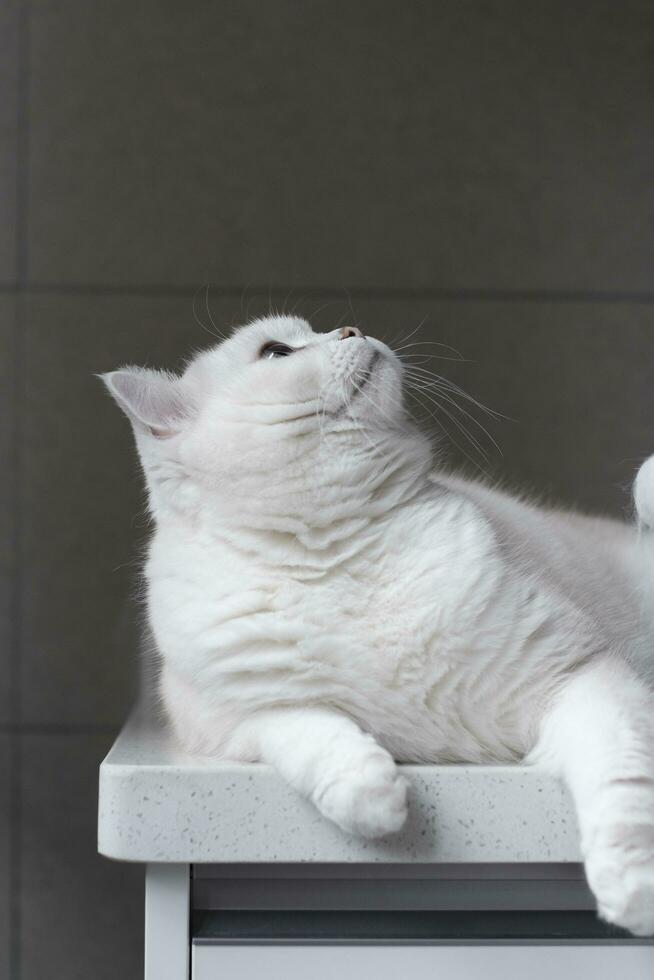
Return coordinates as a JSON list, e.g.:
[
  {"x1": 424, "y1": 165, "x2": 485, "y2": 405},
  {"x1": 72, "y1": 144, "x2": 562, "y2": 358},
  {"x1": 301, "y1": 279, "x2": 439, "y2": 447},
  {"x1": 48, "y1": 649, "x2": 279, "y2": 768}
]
[{"x1": 192, "y1": 944, "x2": 654, "y2": 980}]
